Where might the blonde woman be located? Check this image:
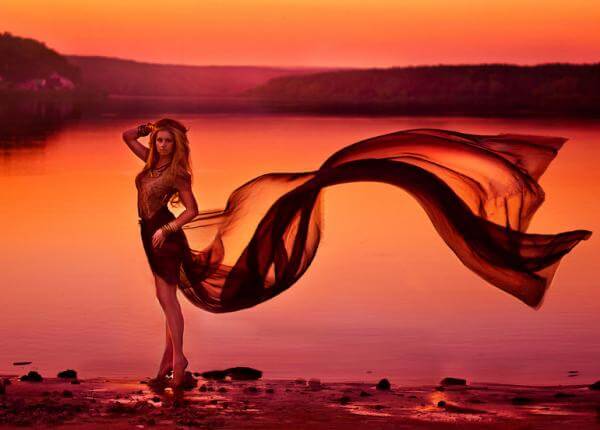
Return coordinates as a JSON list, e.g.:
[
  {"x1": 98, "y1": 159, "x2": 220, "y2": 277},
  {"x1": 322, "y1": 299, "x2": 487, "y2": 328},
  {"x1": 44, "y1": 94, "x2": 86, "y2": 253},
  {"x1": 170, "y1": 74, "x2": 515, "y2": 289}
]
[
  {"x1": 122, "y1": 118, "x2": 199, "y2": 390},
  {"x1": 122, "y1": 122, "x2": 591, "y2": 391}
]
